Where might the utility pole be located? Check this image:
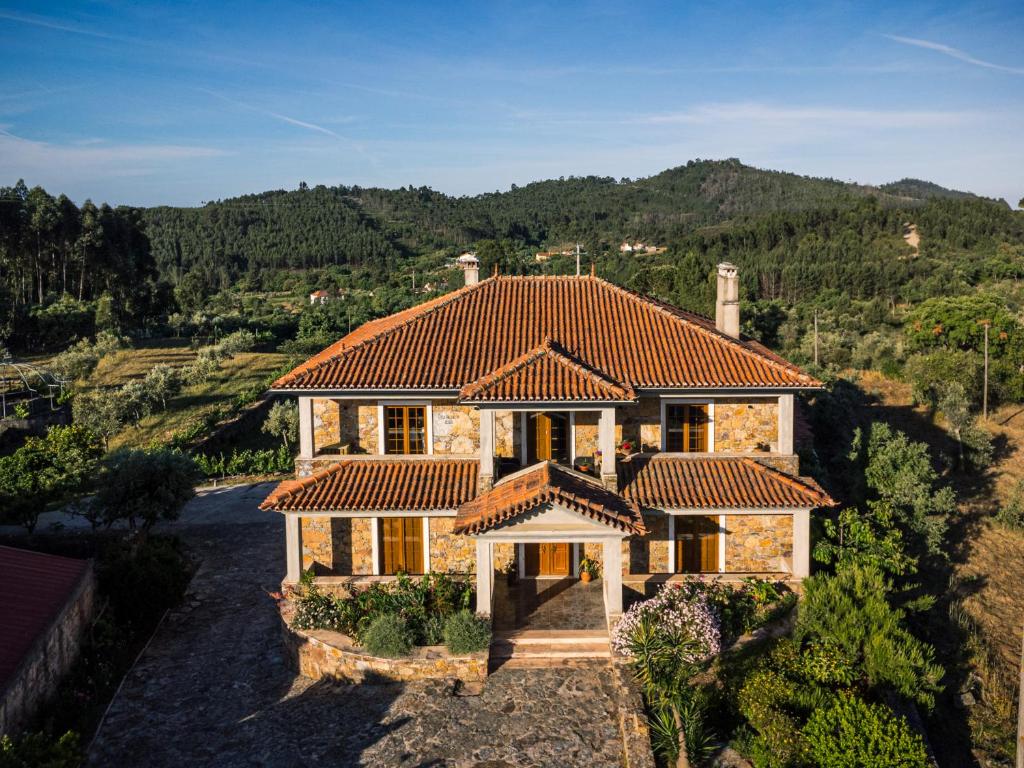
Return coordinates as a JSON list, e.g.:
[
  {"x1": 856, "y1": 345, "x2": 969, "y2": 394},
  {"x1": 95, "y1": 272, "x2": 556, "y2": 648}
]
[
  {"x1": 1018, "y1": 626, "x2": 1023, "y2": 768},
  {"x1": 980, "y1": 319, "x2": 991, "y2": 421},
  {"x1": 575, "y1": 243, "x2": 581, "y2": 277},
  {"x1": 813, "y1": 310, "x2": 819, "y2": 368}
]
